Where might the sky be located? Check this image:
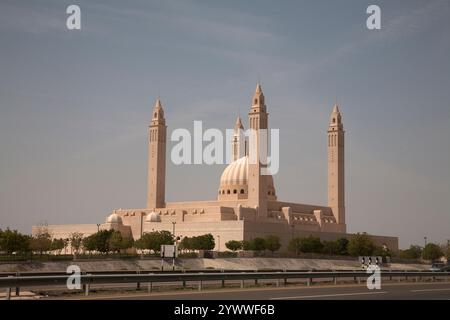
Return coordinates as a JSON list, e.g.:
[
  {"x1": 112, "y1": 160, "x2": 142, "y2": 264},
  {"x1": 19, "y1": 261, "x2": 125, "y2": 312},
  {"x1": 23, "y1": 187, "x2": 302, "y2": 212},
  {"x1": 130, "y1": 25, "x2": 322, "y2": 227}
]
[{"x1": 0, "y1": 0, "x2": 449, "y2": 249}]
